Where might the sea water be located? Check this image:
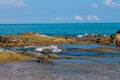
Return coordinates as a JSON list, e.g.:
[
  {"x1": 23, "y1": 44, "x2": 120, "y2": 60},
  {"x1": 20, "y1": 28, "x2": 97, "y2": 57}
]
[{"x1": 0, "y1": 23, "x2": 120, "y2": 36}]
